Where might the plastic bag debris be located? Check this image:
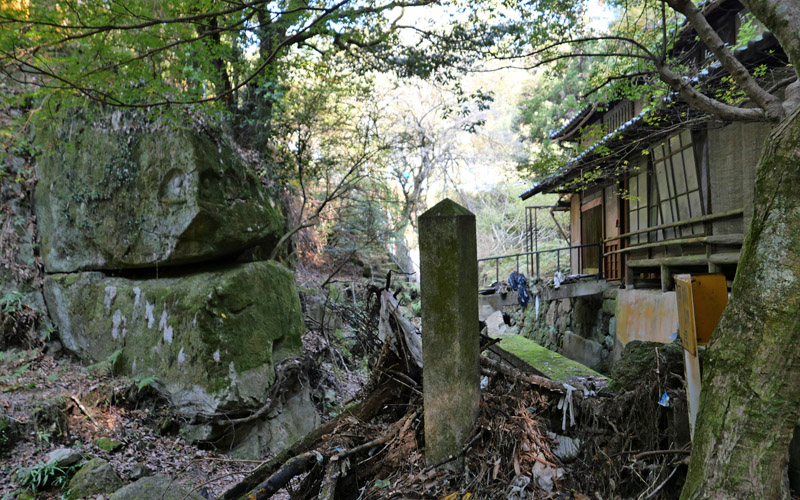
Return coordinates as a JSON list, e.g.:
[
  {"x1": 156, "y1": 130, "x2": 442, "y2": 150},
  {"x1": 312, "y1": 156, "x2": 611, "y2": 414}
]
[
  {"x1": 658, "y1": 392, "x2": 670, "y2": 407},
  {"x1": 553, "y1": 270, "x2": 564, "y2": 289}
]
